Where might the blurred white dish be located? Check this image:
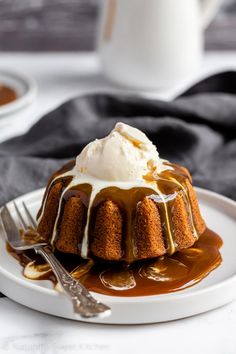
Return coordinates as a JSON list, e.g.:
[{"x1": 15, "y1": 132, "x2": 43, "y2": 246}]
[
  {"x1": 98, "y1": 0, "x2": 219, "y2": 89},
  {"x1": 0, "y1": 69, "x2": 37, "y2": 117},
  {"x1": 0, "y1": 187, "x2": 235, "y2": 324}
]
